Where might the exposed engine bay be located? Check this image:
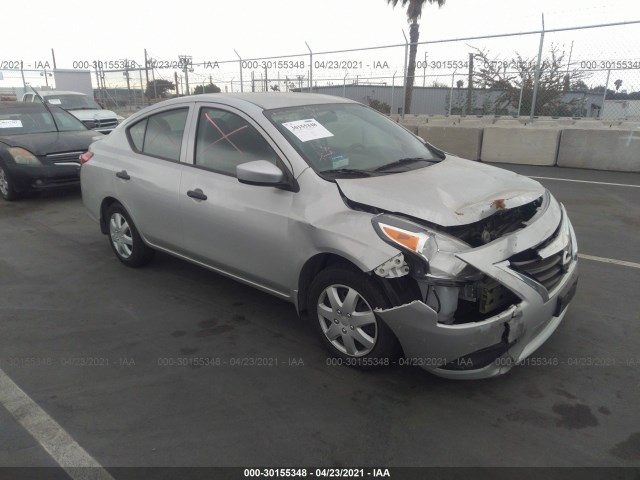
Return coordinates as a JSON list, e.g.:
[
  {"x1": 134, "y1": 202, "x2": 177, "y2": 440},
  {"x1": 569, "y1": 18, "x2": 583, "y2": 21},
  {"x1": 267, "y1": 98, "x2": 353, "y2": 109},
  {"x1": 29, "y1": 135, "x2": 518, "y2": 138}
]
[{"x1": 365, "y1": 196, "x2": 546, "y2": 326}]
